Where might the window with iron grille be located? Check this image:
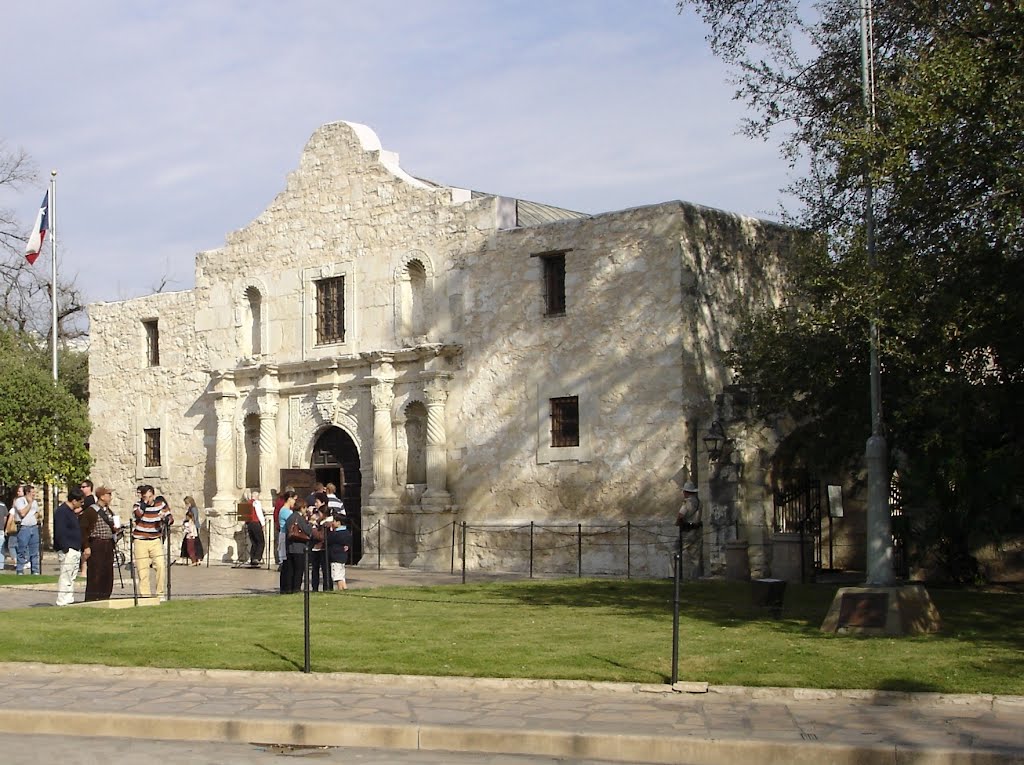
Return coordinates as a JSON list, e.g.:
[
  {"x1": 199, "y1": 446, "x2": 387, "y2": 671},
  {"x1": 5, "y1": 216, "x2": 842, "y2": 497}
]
[
  {"x1": 541, "y1": 253, "x2": 566, "y2": 316},
  {"x1": 550, "y1": 396, "x2": 579, "y2": 447},
  {"x1": 316, "y1": 276, "x2": 345, "y2": 345},
  {"x1": 143, "y1": 319, "x2": 160, "y2": 366},
  {"x1": 144, "y1": 428, "x2": 161, "y2": 468}
]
